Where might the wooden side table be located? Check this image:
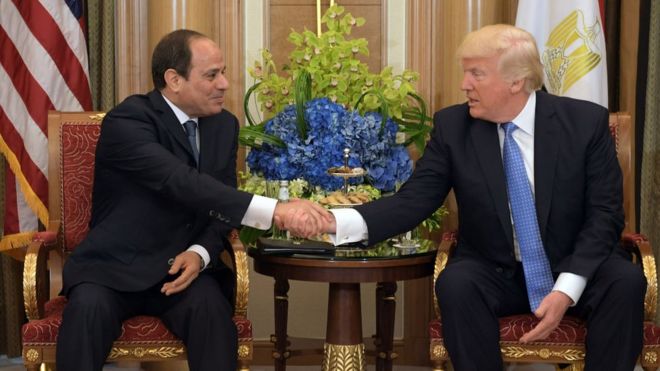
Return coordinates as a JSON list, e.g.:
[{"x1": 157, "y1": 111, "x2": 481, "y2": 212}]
[{"x1": 249, "y1": 242, "x2": 435, "y2": 371}]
